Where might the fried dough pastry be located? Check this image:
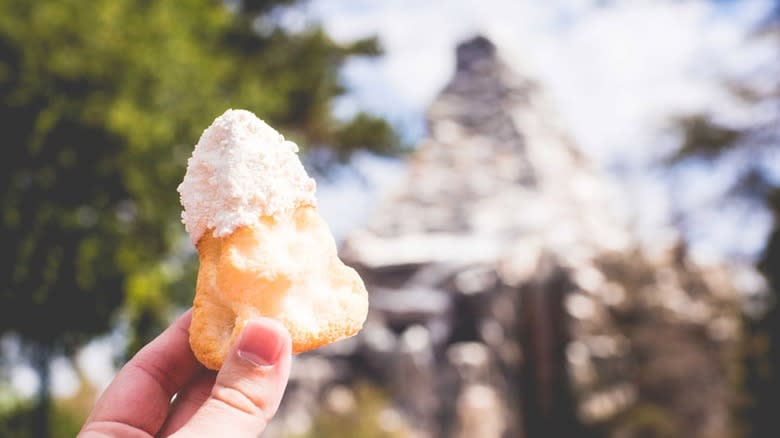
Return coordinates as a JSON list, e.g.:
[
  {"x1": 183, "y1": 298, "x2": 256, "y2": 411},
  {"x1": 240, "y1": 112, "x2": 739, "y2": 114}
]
[{"x1": 178, "y1": 109, "x2": 368, "y2": 369}]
